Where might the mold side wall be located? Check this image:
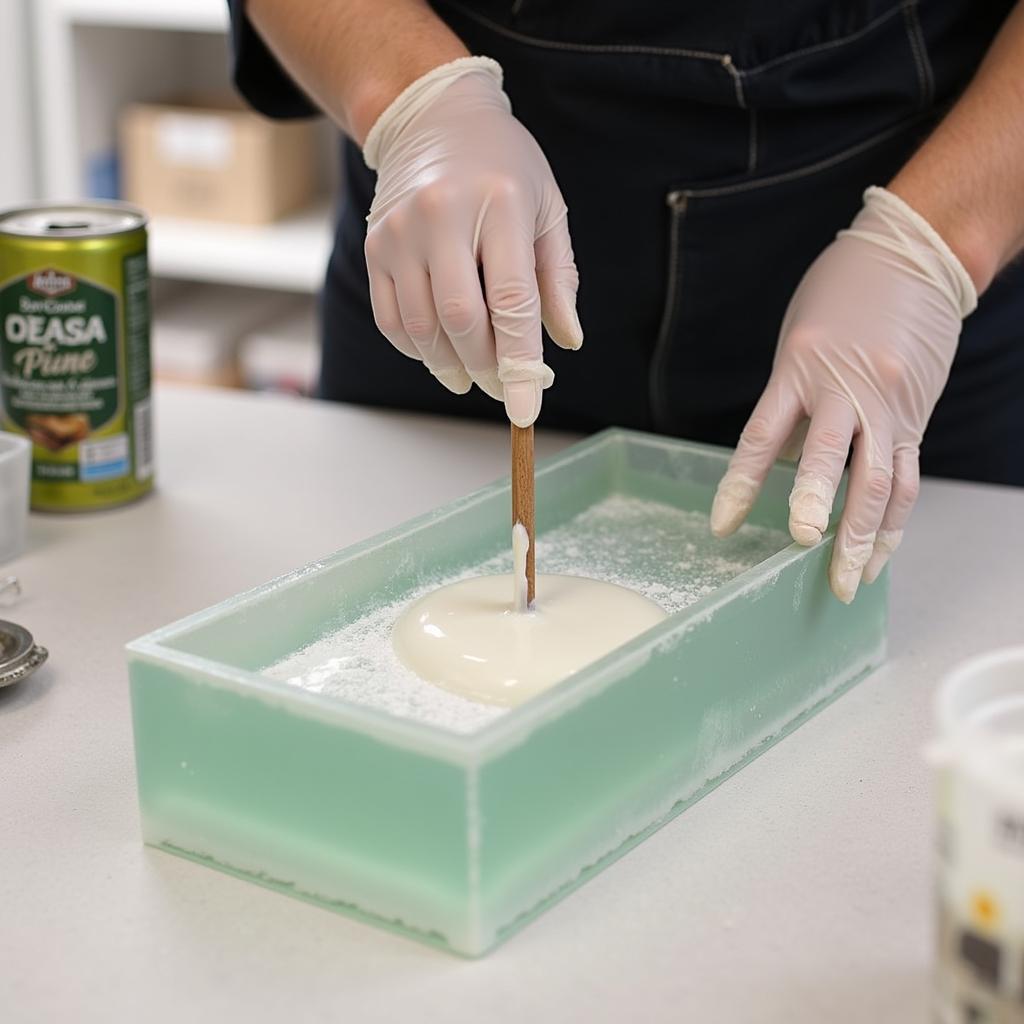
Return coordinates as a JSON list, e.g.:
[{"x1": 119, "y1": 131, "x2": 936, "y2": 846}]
[
  {"x1": 129, "y1": 662, "x2": 475, "y2": 950},
  {"x1": 472, "y1": 549, "x2": 889, "y2": 950}
]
